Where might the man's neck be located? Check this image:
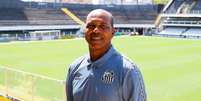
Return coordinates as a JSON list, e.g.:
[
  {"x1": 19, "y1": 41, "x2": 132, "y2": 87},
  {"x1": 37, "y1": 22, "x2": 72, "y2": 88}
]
[{"x1": 89, "y1": 45, "x2": 111, "y2": 62}]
